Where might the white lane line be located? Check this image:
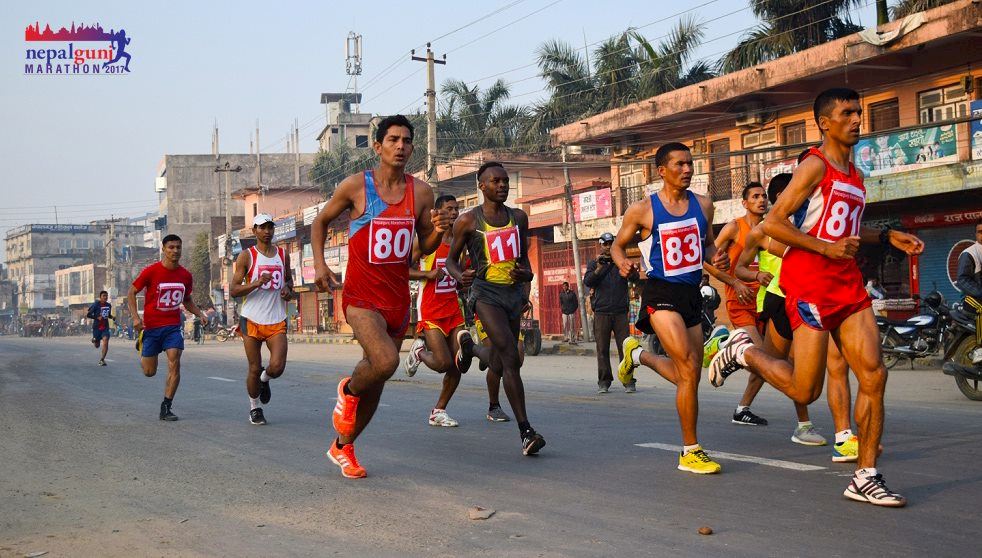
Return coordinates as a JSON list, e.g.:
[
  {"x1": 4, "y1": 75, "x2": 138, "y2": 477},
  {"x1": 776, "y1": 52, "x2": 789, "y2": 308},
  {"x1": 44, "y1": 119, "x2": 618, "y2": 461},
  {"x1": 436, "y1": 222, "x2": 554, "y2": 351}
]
[
  {"x1": 207, "y1": 376, "x2": 236, "y2": 382},
  {"x1": 635, "y1": 442, "x2": 826, "y2": 471}
]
